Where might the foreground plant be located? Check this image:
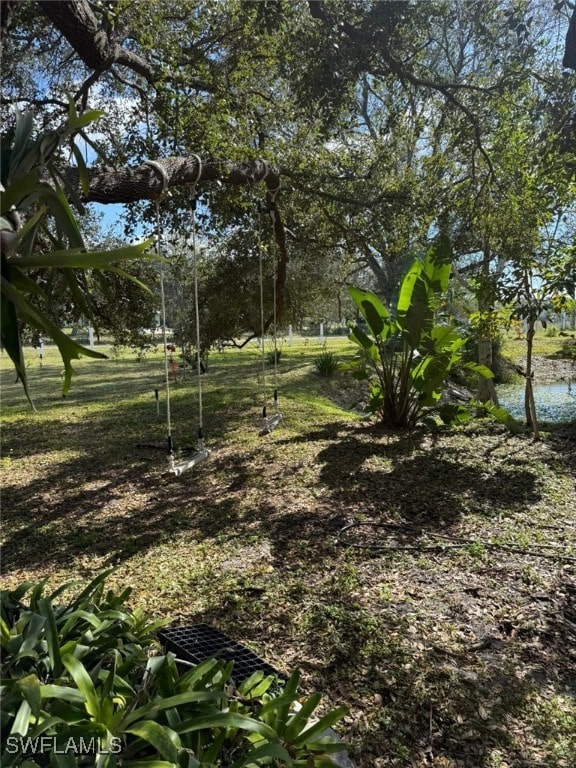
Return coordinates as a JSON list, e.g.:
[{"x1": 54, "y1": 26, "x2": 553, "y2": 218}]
[
  {"x1": 344, "y1": 238, "x2": 501, "y2": 429},
  {"x1": 0, "y1": 106, "x2": 156, "y2": 401},
  {"x1": 0, "y1": 571, "x2": 348, "y2": 767}
]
